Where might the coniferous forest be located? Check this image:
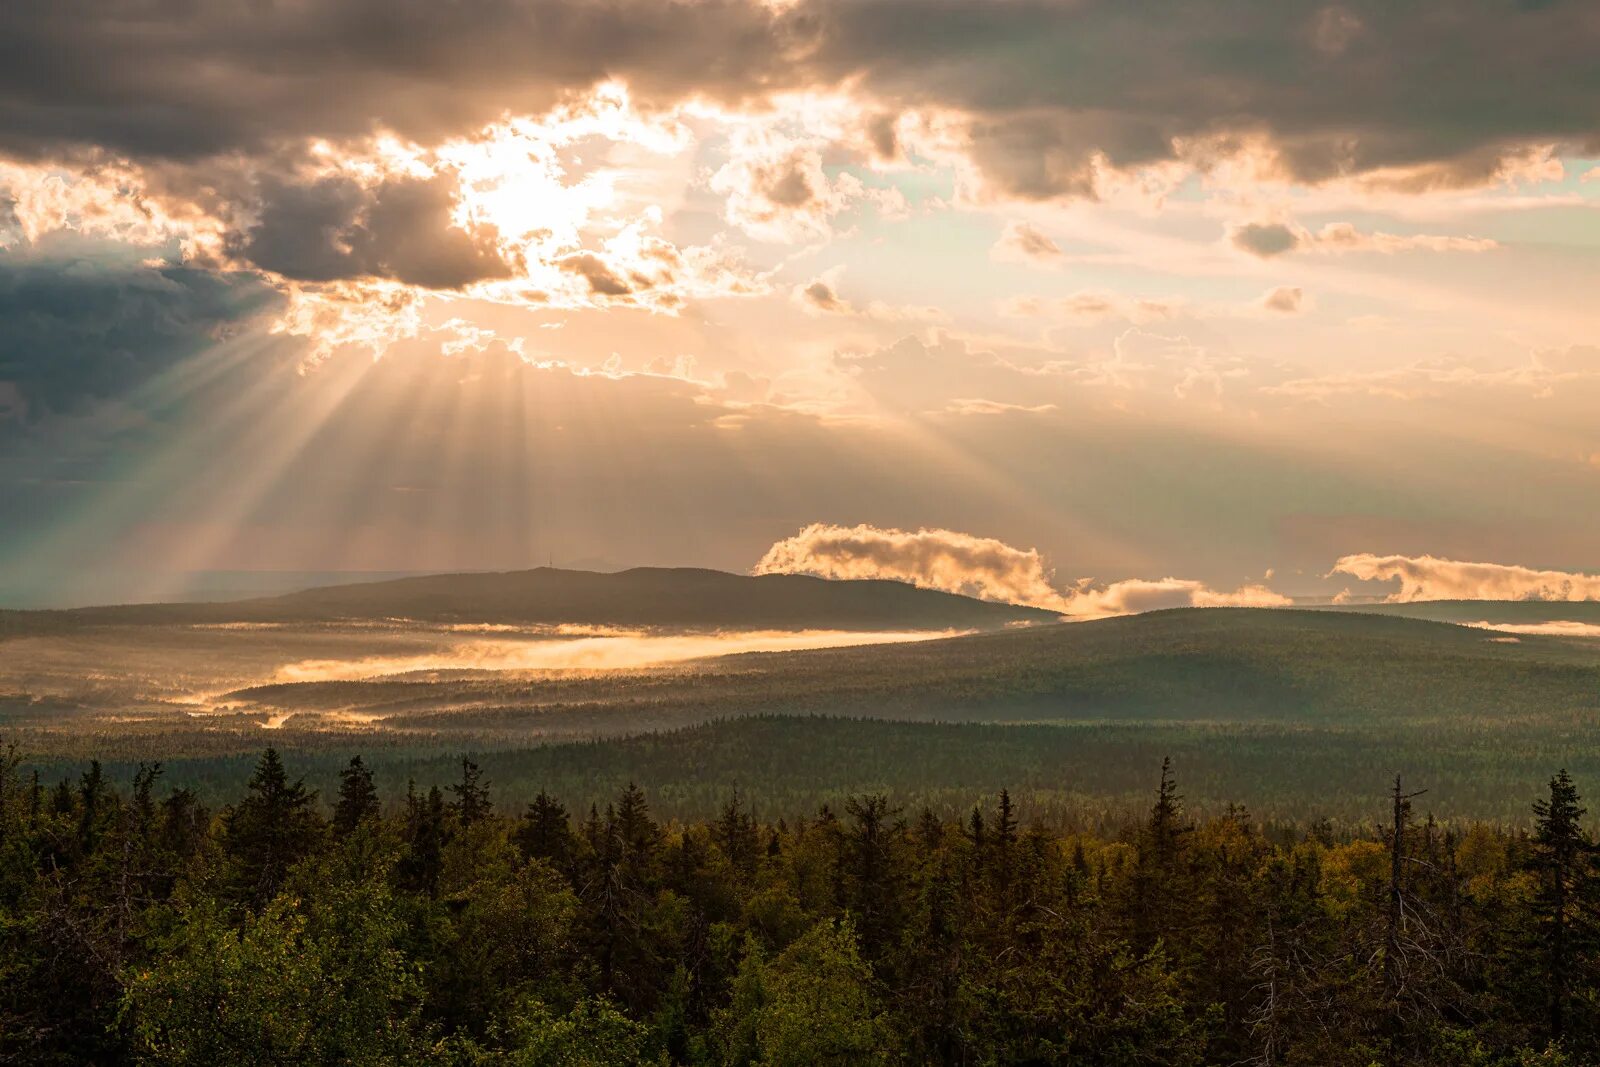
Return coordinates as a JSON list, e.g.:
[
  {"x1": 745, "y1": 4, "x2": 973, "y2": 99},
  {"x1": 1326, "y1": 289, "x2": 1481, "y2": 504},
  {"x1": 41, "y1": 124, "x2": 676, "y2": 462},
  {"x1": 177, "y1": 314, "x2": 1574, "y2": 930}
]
[{"x1": 4, "y1": 743, "x2": 1600, "y2": 1066}]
